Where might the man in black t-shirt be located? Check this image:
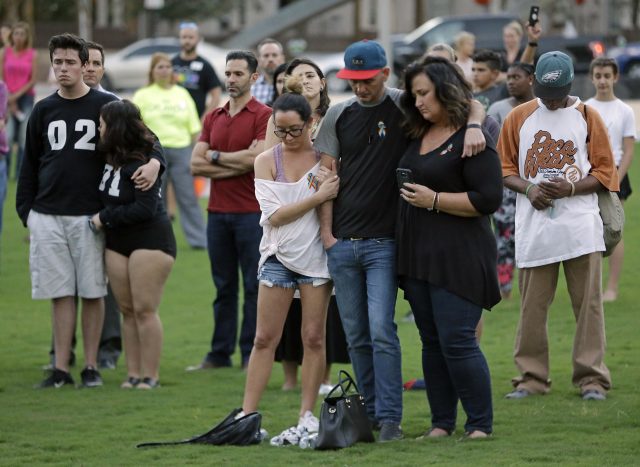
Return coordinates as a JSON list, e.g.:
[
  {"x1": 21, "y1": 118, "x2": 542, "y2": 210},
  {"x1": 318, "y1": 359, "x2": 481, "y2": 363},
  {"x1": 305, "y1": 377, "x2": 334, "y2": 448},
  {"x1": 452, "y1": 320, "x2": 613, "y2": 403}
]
[
  {"x1": 172, "y1": 22, "x2": 222, "y2": 117},
  {"x1": 315, "y1": 40, "x2": 407, "y2": 442}
]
